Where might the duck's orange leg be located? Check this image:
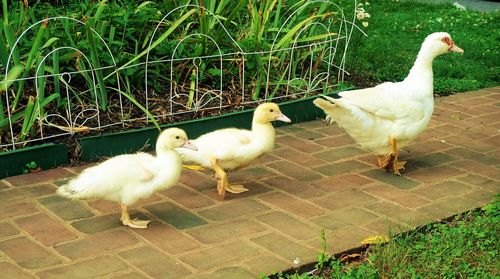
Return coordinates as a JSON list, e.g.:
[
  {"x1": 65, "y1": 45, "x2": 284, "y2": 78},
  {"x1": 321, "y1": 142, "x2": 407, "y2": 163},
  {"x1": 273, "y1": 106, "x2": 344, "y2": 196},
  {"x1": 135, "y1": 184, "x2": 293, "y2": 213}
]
[
  {"x1": 389, "y1": 137, "x2": 406, "y2": 176},
  {"x1": 210, "y1": 157, "x2": 249, "y2": 199}
]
